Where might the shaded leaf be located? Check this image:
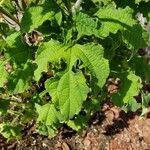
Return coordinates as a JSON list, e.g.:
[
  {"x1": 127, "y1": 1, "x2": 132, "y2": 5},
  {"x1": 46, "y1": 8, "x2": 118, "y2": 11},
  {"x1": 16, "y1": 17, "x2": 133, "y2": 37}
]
[
  {"x1": 0, "y1": 99, "x2": 10, "y2": 115},
  {"x1": 21, "y1": 1, "x2": 62, "y2": 32},
  {"x1": 95, "y1": 5, "x2": 147, "y2": 49},
  {"x1": 112, "y1": 73, "x2": 142, "y2": 107}
]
